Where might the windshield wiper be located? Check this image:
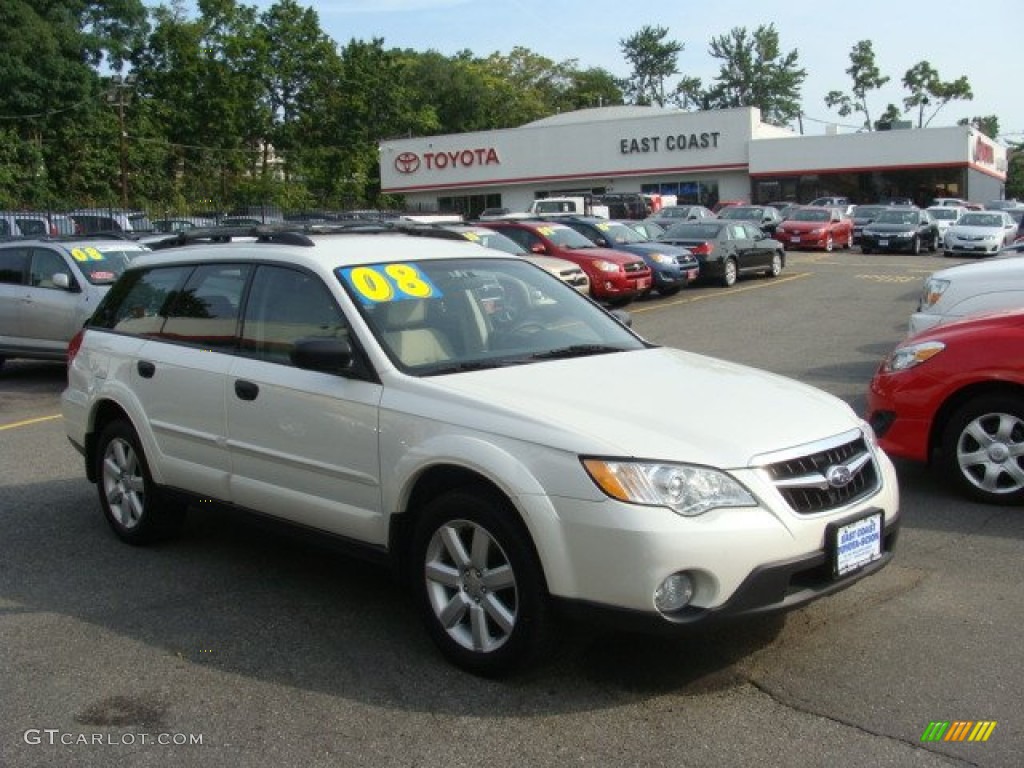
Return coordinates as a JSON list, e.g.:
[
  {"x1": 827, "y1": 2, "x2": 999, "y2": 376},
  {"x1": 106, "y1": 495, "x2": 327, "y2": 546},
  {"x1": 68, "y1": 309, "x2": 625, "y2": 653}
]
[
  {"x1": 529, "y1": 344, "x2": 627, "y2": 360},
  {"x1": 423, "y1": 358, "x2": 531, "y2": 376}
]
